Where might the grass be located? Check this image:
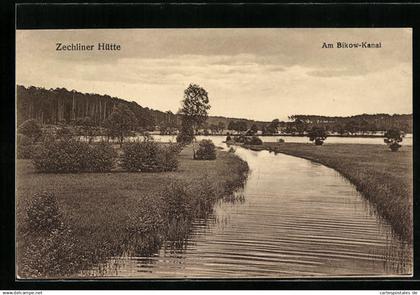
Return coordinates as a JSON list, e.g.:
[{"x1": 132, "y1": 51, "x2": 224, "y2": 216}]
[
  {"x1": 16, "y1": 145, "x2": 249, "y2": 278},
  {"x1": 241, "y1": 142, "x2": 413, "y2": 244}
]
